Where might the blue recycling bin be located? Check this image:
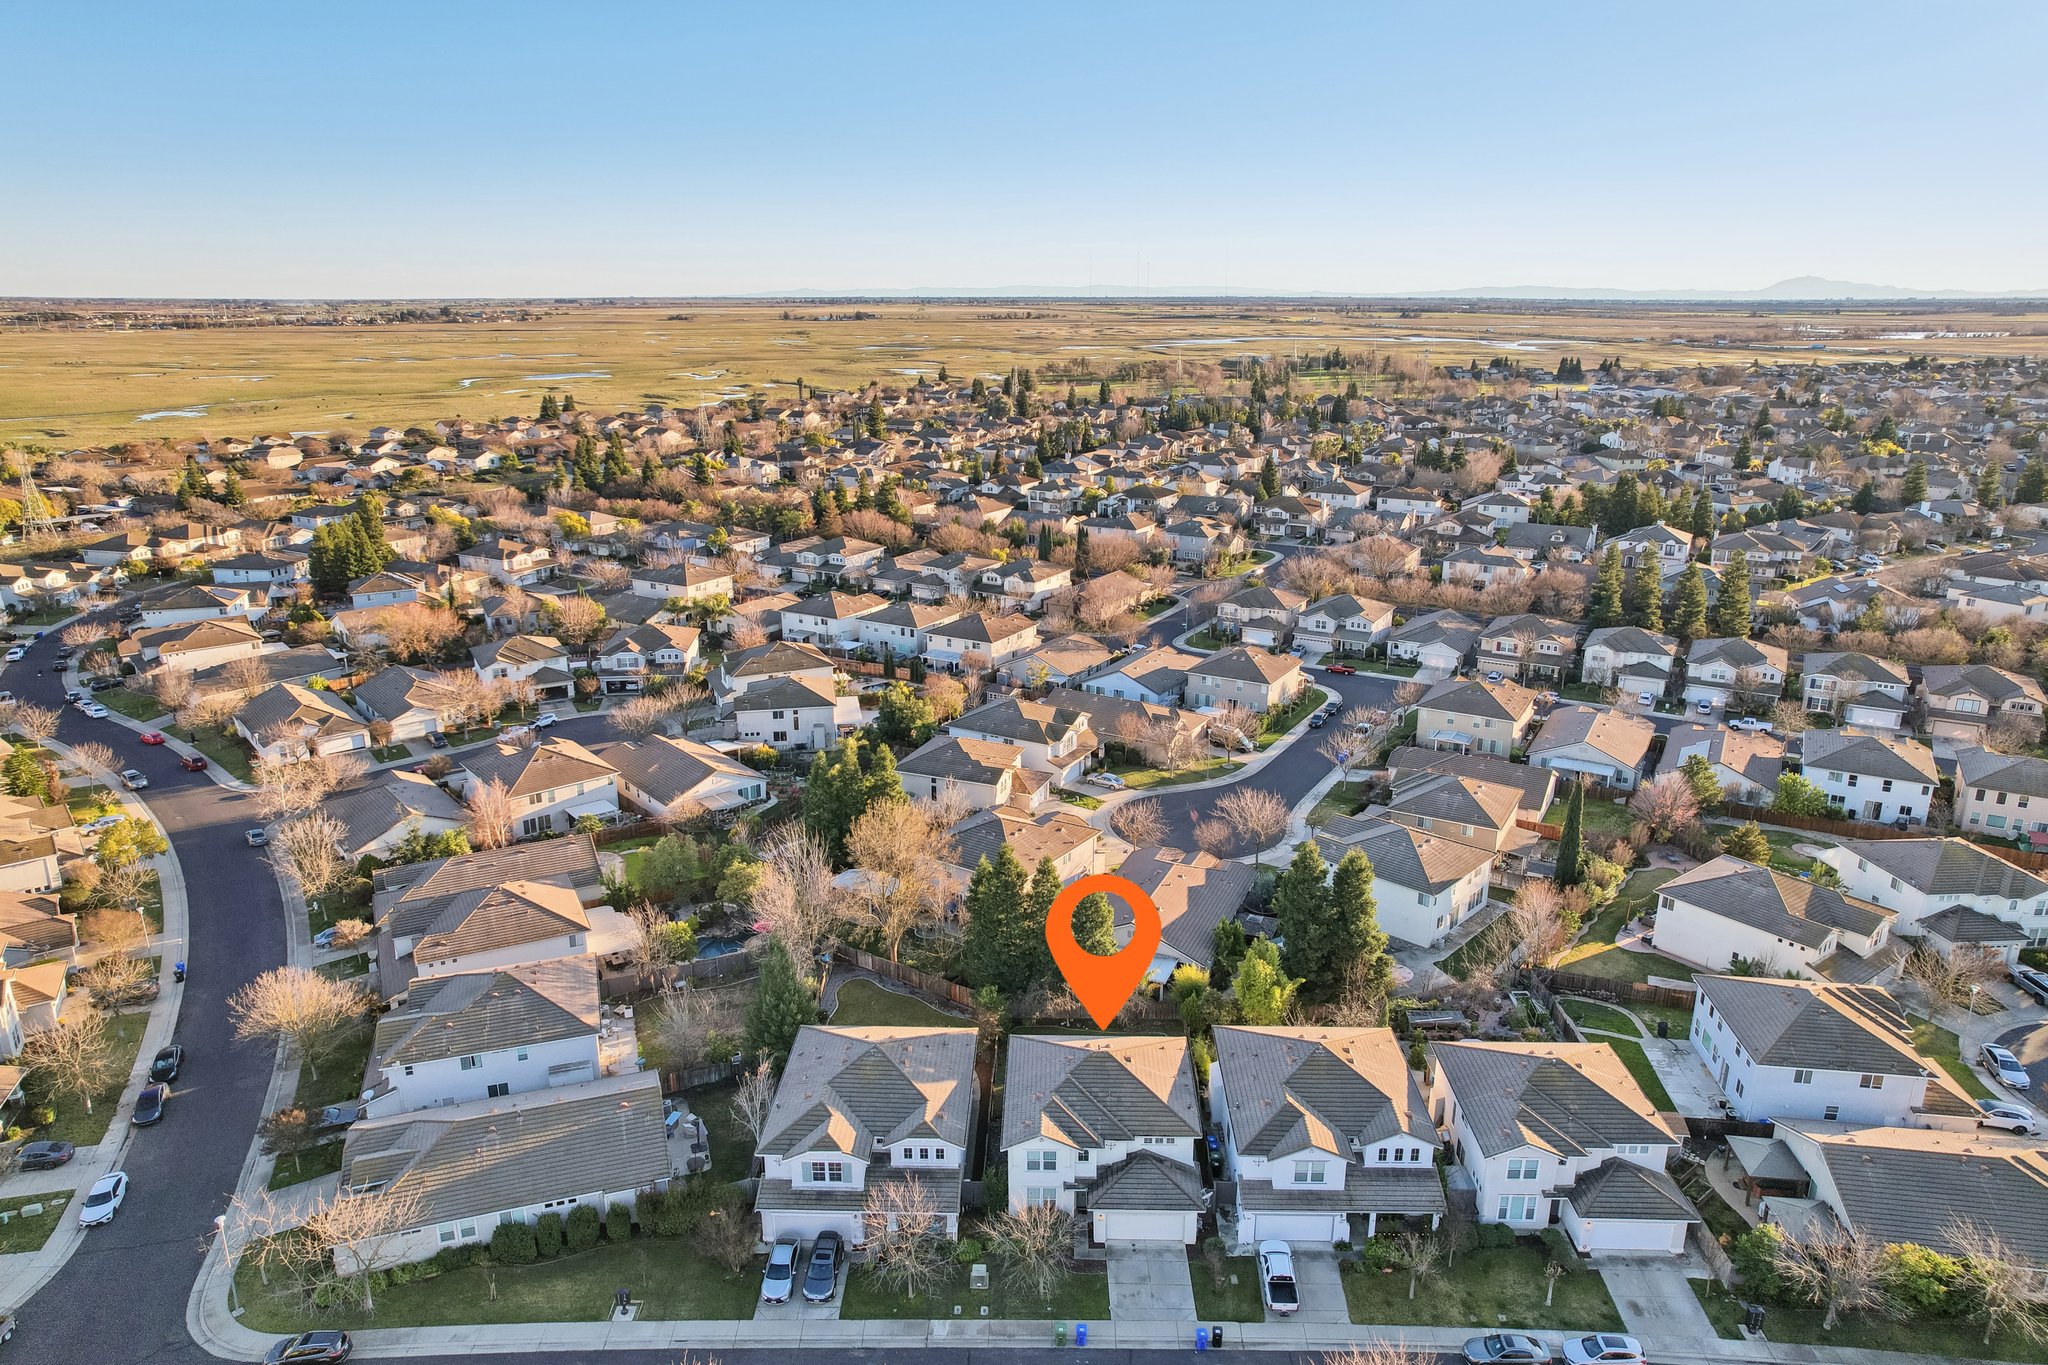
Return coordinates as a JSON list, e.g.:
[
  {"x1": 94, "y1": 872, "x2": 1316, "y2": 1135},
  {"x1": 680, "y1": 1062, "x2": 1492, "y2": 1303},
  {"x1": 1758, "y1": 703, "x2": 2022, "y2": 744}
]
[
  {"x1": 1196, "y1": 1326, "x2": 1210, "y2": 1351},
  {"x1": 1075, "y1": 1323, "x2": 1087, "y2": 1347}
]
